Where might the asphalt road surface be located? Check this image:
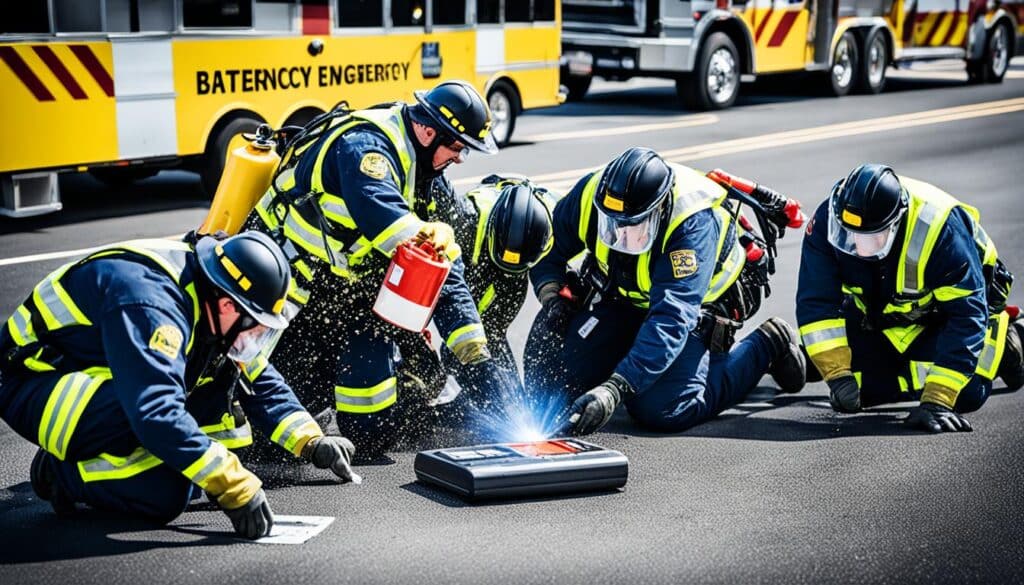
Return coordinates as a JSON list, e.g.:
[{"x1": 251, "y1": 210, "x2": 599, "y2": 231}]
[{"x1": 2, "y1": 61, "x2": 1023, "y2": 584}]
